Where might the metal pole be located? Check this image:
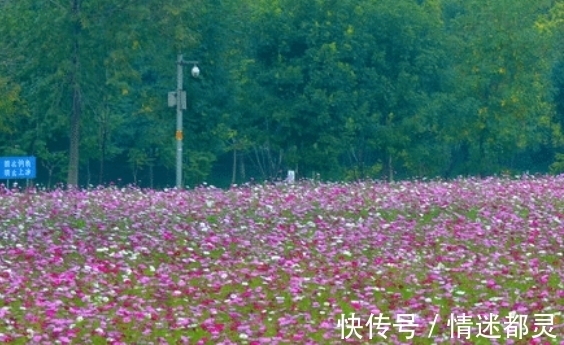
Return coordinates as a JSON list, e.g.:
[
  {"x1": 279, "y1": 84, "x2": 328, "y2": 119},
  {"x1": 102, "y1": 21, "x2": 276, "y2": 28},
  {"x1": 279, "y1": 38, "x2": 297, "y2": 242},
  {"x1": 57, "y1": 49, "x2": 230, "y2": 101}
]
[{"x1": 176, "y1": 54, "x2": 184, "y2": 189}]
